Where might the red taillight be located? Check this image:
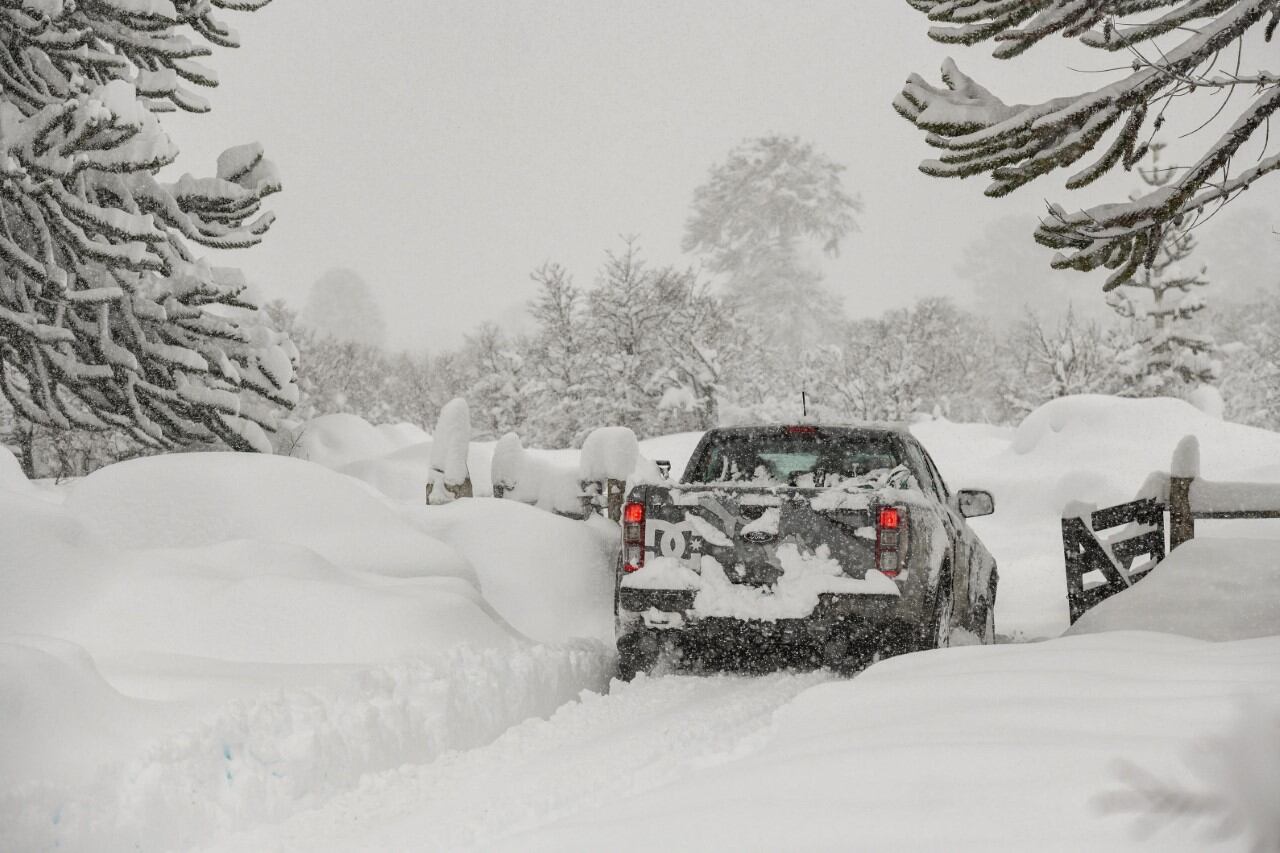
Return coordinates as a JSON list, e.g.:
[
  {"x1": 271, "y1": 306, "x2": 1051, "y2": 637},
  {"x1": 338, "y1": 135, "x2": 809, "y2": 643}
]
[
  {"x1": 622, "y1": 501, "x2": 646, "y2": 573},
  {"x1": 875, "y1": 504, "x2": 908, "y2": 578},
  {"x1": 785, "y1": 425, "x2": 818, "y2": 434}
]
